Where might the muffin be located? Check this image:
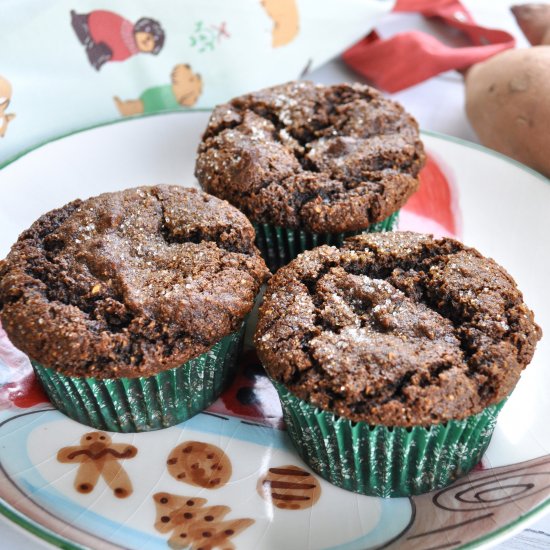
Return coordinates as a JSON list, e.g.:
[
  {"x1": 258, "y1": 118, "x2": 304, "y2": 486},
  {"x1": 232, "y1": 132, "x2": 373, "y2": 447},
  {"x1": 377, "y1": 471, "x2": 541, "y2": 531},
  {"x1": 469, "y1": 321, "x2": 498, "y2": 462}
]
[
  {"x1": 254, "y1": 231, "x2": 541, "y2": 496},
  {"x1": 0, "y1": 185, "x2": 269, "y2": 432},
  {"x1": 195, "y1": 81, "x2": 425, "y2": 271}
]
